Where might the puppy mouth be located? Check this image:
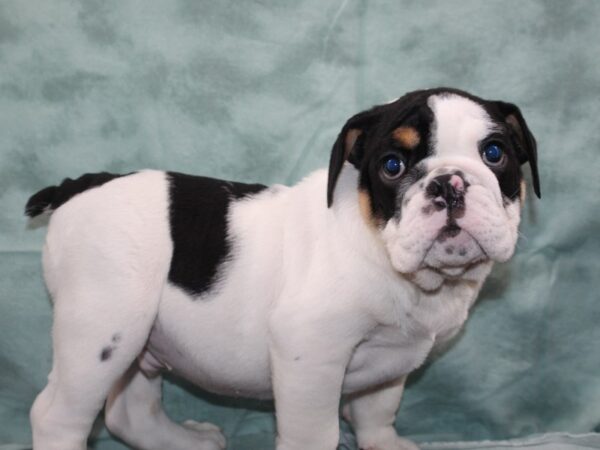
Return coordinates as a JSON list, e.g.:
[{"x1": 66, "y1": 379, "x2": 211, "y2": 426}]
[
  {"x1": 421, "y1": 225, "x2": 488, "y2": 276},
  {"x1": 384, "y1": 178, "x2": 517, "y2": 281}
]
